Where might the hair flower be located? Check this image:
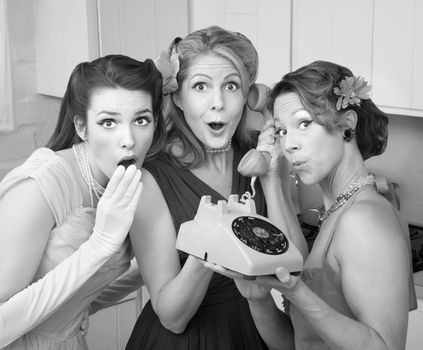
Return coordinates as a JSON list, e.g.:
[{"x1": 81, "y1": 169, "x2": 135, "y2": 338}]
[
  {"x1": 154, "y1": 50, "x2": 180, "y2": 94},
  {"x1": 333, "y1": 76, "x2": 371, "y2": 111}
]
